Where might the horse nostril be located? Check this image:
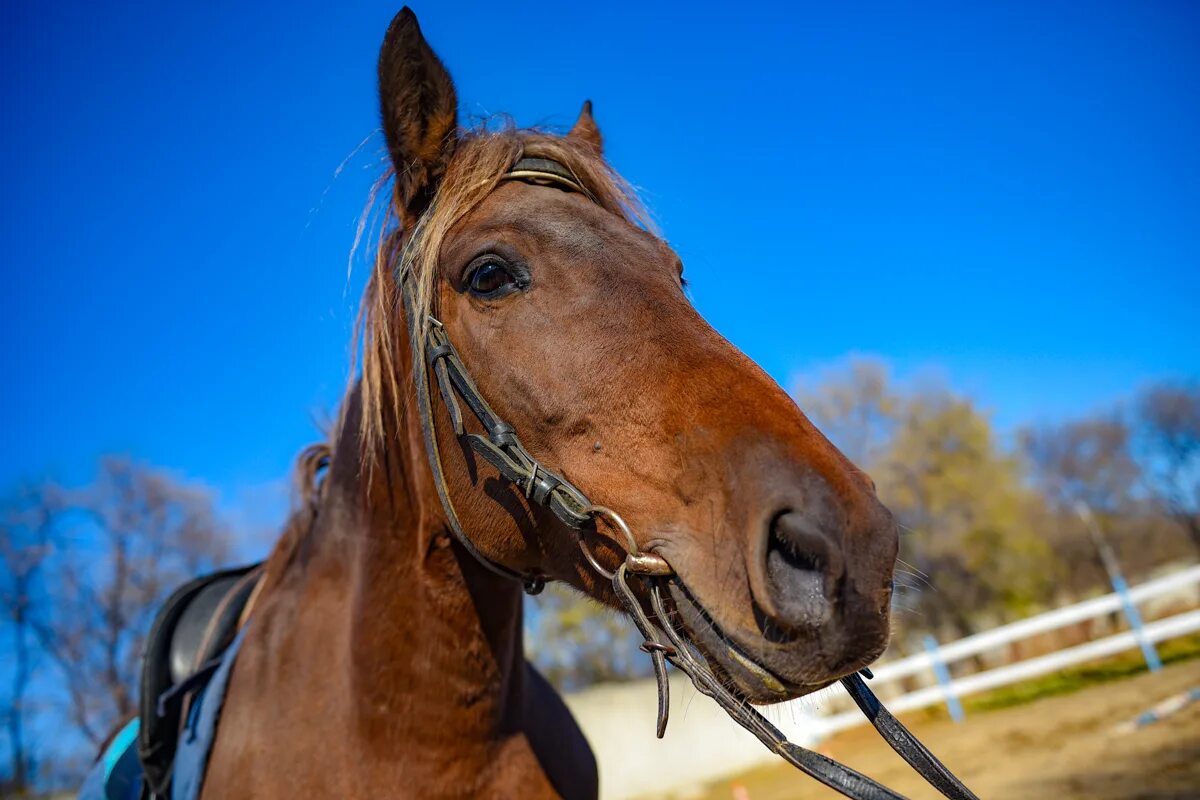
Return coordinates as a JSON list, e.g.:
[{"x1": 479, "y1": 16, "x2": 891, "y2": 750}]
[{"x1": 763, "y1": 510, "x2": 843, "y2": 630}]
